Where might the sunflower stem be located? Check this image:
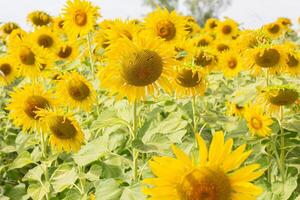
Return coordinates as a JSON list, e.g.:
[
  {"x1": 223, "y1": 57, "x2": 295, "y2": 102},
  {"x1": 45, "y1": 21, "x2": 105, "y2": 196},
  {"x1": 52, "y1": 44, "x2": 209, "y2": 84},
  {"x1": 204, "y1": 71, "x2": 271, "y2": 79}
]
[
  {"x1": 191, "y1": 96, "x2": 197, "y2": 134},
  {"x1": 279, "y1": 106, "x2": 286, "y2": 184},
  {"x1": 87, "y1": 32, "x2": 95, "y2": 76},
  {"x1": 132, "y1": 100, "x2": 139, "y2": 182}
]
